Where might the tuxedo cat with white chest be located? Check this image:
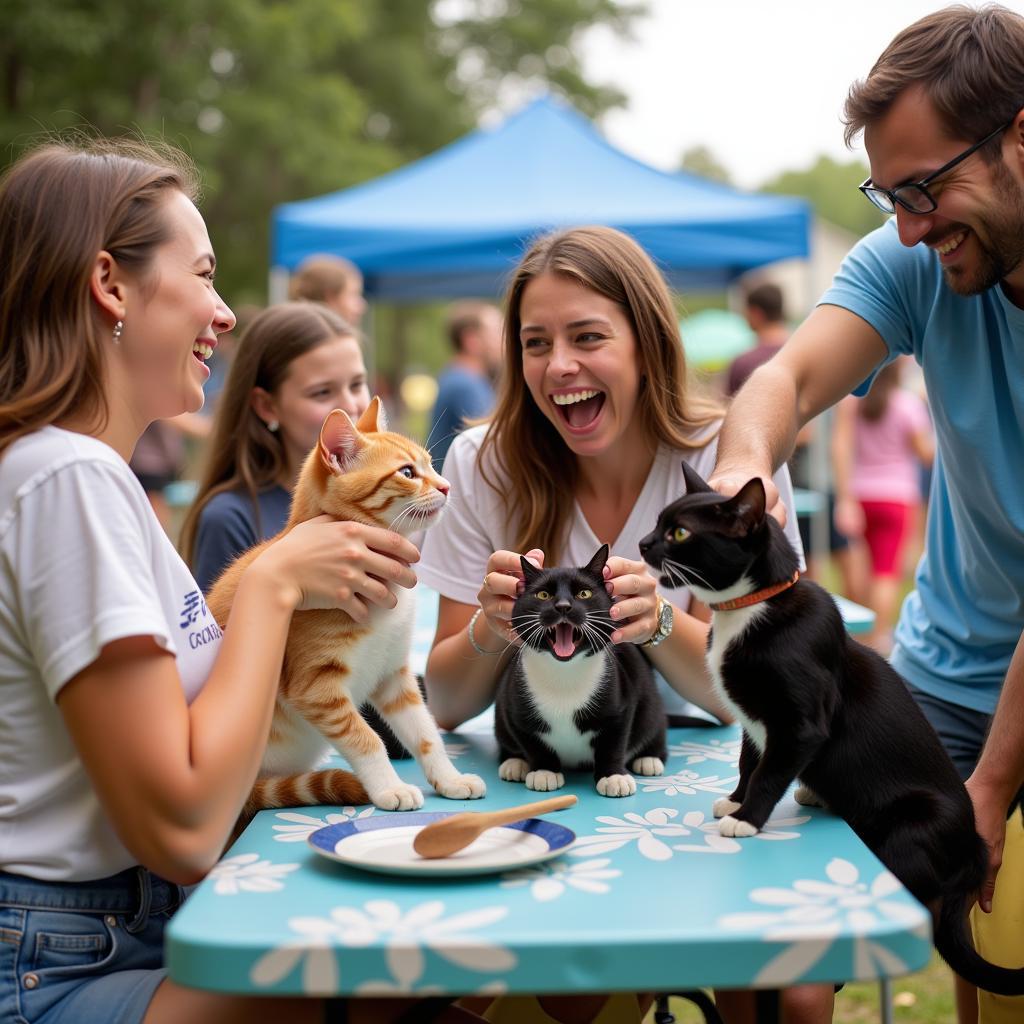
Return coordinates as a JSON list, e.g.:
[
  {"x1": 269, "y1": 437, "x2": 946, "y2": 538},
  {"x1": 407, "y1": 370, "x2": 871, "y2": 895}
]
[
  {"x1": 638, "y1": 462, "x2": 1024, "y2": 996},
  {"x1": 494, "y1": 545, "x2": 668, "y2": 797}
]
